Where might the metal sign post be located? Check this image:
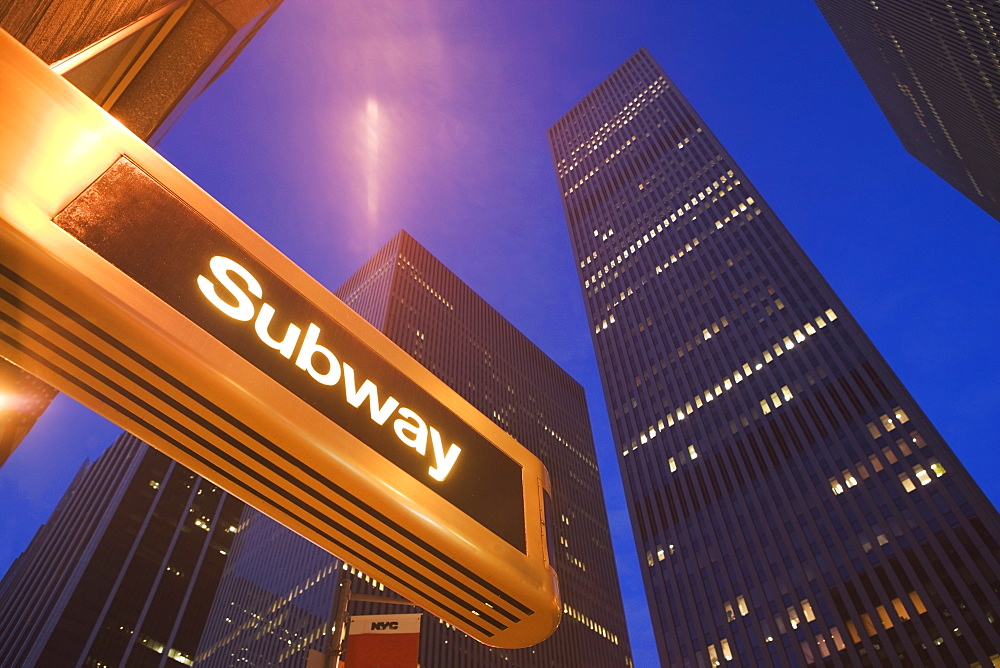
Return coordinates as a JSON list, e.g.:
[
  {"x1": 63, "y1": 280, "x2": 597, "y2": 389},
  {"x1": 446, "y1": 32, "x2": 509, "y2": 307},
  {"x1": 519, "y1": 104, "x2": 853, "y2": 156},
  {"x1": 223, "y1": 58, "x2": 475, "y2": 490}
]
[{"x1": 325, "y1": 579, "x2": 353, "y2": 668}]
